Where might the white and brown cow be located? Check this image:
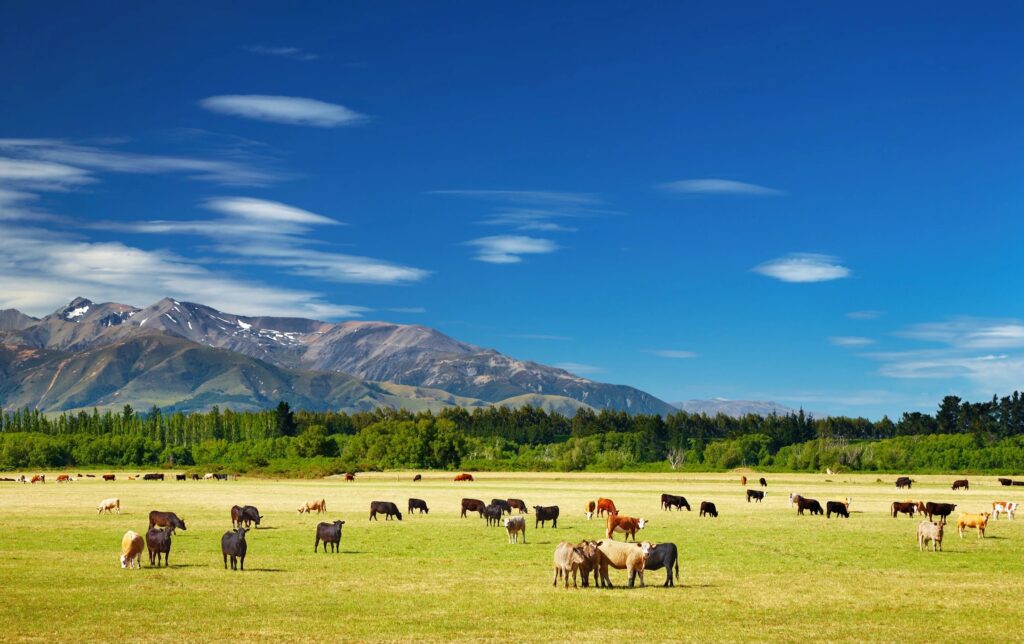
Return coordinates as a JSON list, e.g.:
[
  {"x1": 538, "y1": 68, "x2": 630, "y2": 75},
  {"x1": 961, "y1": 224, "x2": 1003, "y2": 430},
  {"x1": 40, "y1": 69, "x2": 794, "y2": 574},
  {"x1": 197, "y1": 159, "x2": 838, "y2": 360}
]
[
  {"x1": 606, "y1": 515, "x2": 647, "y2": 541},
  {"x1": 992, "y1": 501, "x2": 1018, "y2": 520},
  {"x1": 120, "y1": 531, "x2": 144, "y2": 569},
  {"x1": 298, "y1": 498, "x2": 327, "y2": 514},
  {"x1": 97, "y1": 498, "x2": 121, "y2": 514}
]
